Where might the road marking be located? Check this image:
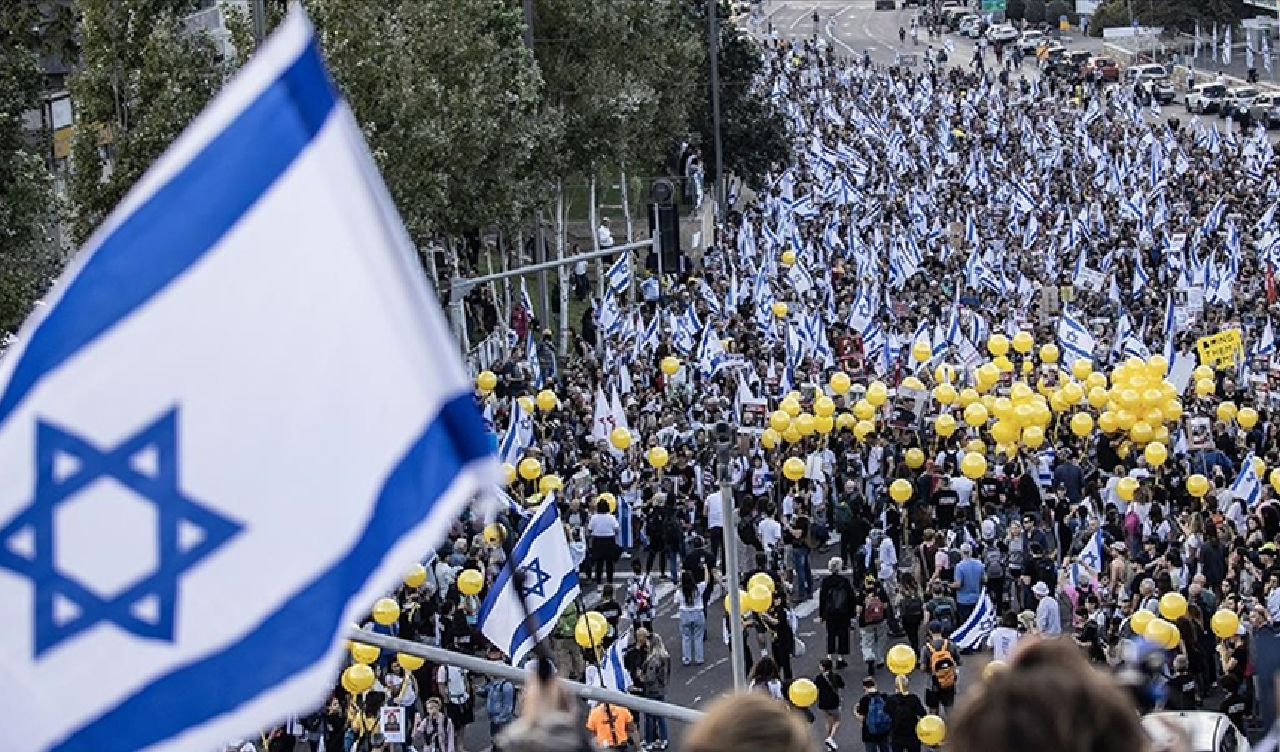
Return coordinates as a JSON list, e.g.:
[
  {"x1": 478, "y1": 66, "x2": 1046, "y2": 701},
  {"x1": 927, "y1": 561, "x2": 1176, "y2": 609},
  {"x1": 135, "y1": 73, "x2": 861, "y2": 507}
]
[
  {"x1": 824, "y1": 6, "x2": 856, "y2": 56},
  {"x1": 685, "y1": 656, "x2": 729, "y2": 685}
]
